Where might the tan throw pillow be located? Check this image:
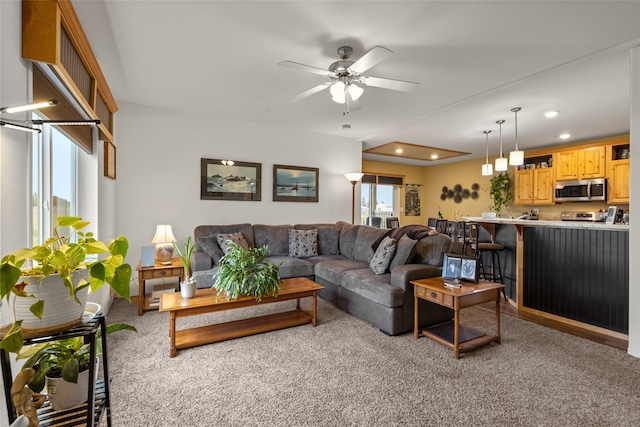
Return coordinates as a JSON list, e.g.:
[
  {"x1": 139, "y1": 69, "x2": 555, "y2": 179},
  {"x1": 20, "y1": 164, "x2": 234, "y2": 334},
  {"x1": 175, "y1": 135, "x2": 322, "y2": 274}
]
[
  {"x1": 288, "y1": 229, "x2": 318, "y2": 258},
  {"x1": 370, "y1": 236, "x2": 397, "y2": 275},
  {"x1": 217, "y1": 232, "x2": 249, "y2": 254}
]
